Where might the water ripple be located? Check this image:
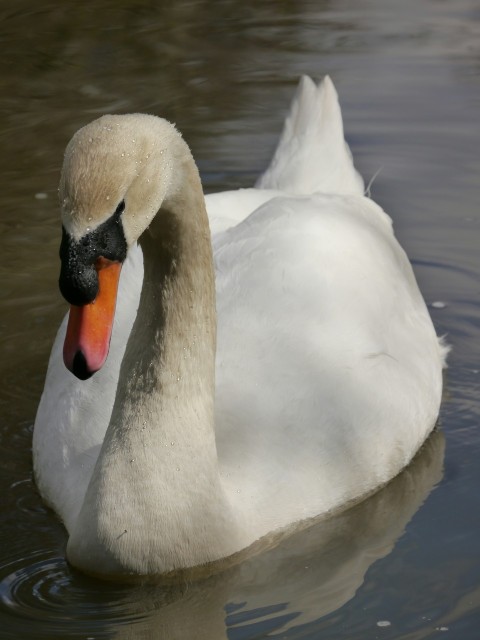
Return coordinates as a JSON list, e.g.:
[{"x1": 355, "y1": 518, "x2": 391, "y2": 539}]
[
  {"x1": 0, "y1": 552, "x2": 149, "y2": 638},
  {"x1": 0, "y1": 555, "x2": 71, "y2": 618}
]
